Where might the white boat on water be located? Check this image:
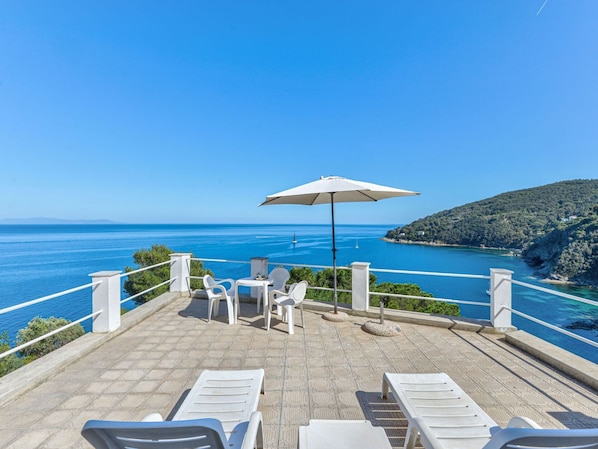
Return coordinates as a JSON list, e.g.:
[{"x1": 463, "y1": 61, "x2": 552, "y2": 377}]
[{"x1": 292, "y1": 233, "x2": 297, "y2": 244}]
